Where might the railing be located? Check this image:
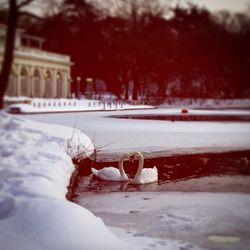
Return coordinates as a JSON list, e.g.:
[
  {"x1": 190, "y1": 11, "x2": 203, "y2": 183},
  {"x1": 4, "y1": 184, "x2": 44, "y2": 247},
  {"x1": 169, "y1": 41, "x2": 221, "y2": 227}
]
[
  {"x1": 30, "y1": 99, "x2": 142, "y2": 110},
  {"x1": 15, "y1": 47, "x2": 71, "y2": 63}
]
